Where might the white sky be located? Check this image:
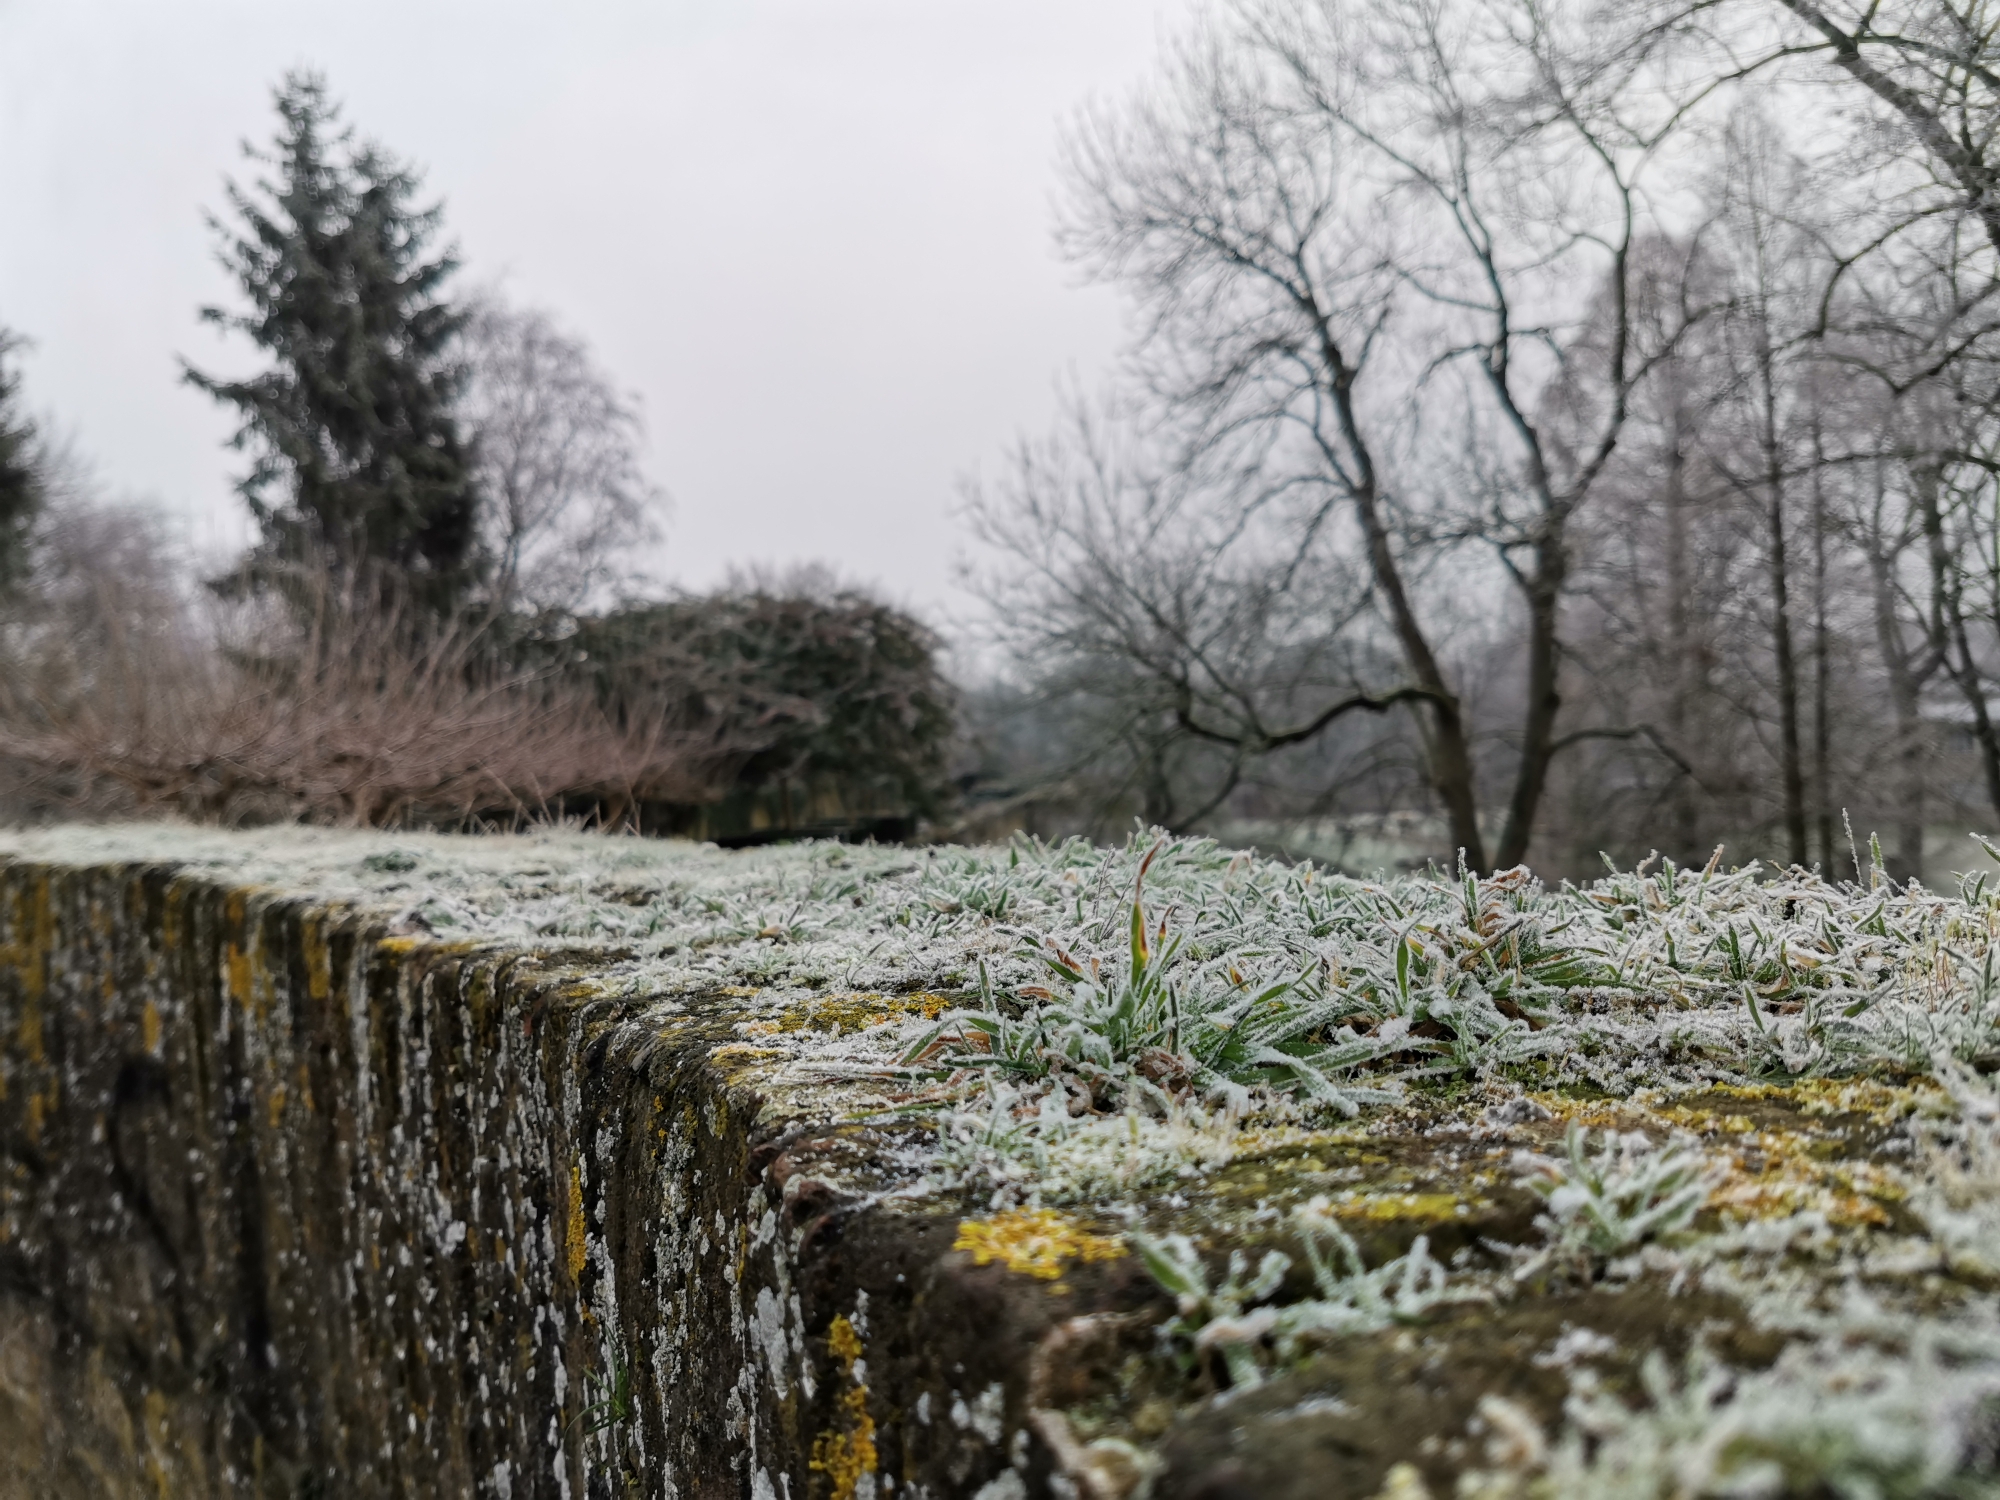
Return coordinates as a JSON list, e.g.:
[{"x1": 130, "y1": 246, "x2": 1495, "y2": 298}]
[{"x1": 0, "y1": 0, "x2": 1188, "y2": 621}]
